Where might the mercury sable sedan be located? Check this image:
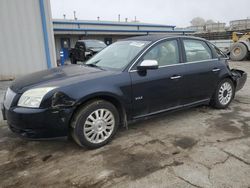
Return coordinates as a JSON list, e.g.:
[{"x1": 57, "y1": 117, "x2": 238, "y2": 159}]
[{"x1": 1, "y1": 35, "x2": 247, "y2": 148}]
